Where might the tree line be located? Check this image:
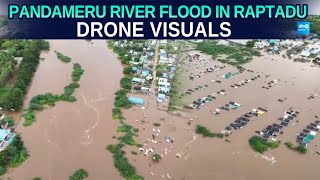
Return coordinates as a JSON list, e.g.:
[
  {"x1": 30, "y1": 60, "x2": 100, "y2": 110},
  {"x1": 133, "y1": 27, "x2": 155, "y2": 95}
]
[{"x1": 0, "y1": 40, "x2": 50, "y2": 111}]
